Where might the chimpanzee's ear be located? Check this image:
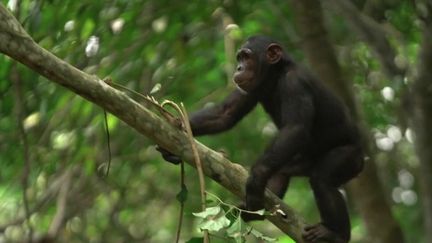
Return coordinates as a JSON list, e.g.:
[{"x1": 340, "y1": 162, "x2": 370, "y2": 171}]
[{"x1": 266, "y1": 43, "x2": 283, "y2": 64}]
